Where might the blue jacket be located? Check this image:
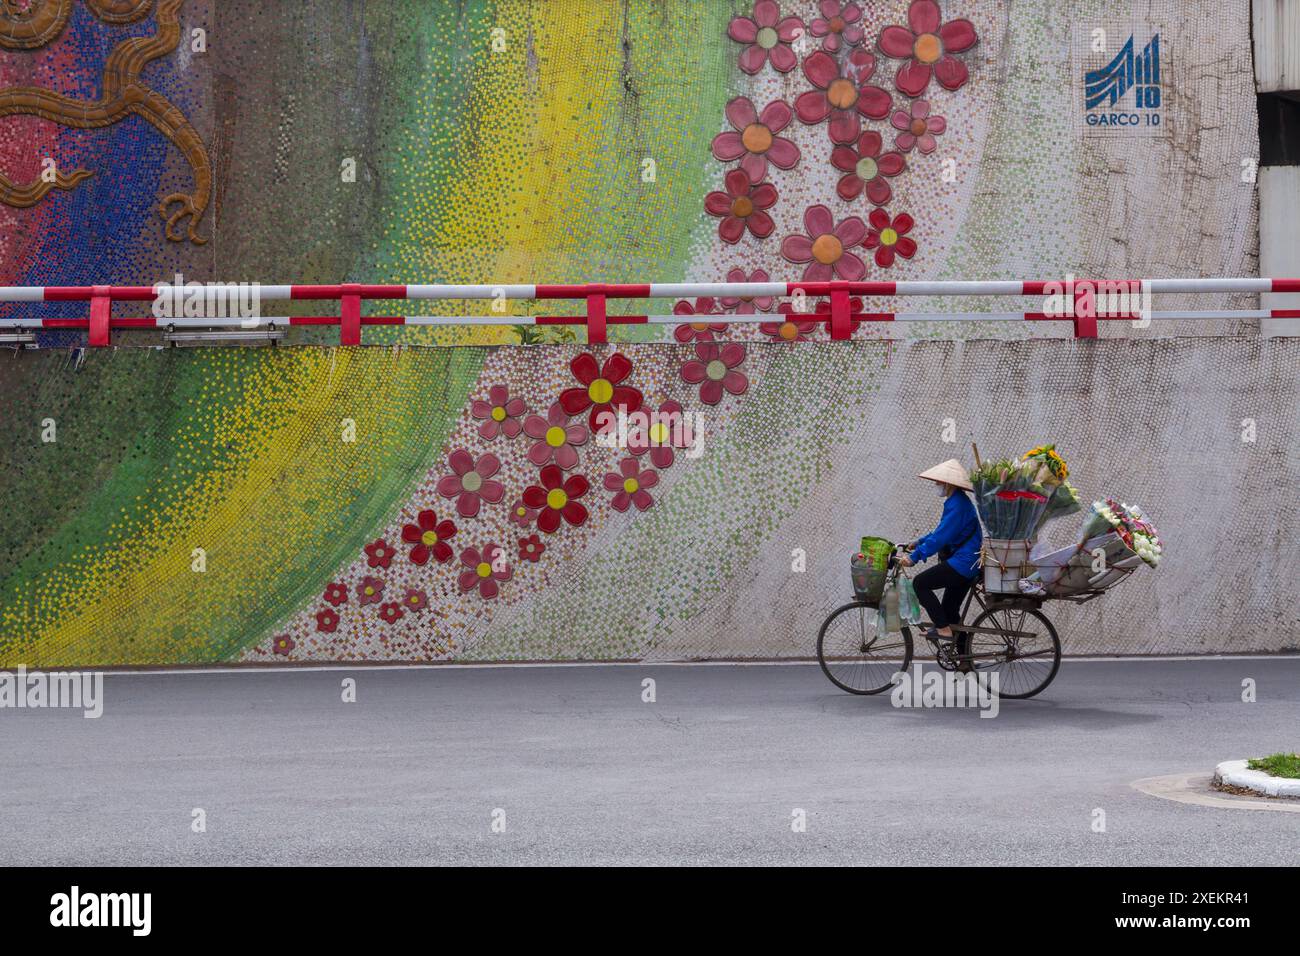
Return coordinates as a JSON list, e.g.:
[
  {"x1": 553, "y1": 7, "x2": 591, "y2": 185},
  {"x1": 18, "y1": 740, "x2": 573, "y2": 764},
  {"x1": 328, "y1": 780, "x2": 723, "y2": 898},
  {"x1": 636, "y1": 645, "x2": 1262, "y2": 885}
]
[{"x1": 911, "y1": 489, "x2": 982, "y2": 579}]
